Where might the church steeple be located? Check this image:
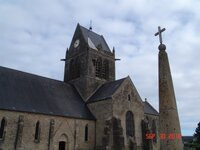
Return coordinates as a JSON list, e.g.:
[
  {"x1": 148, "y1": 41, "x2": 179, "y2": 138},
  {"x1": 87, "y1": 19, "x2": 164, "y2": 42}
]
[
  {"x1": 155, "y1": 26, "x2": 183, "y2": 150},
  {"x1": 63, "y1": 24, "x2": 115, "y2": 101}
]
